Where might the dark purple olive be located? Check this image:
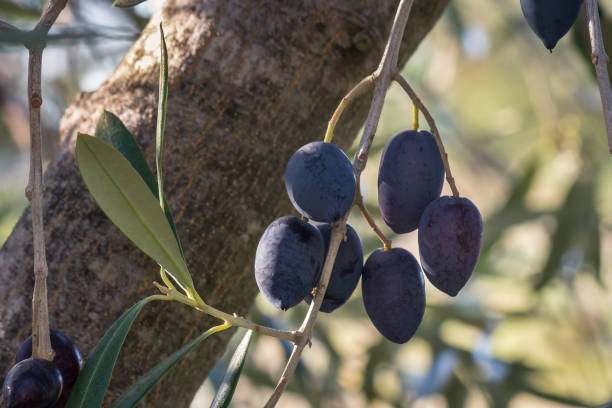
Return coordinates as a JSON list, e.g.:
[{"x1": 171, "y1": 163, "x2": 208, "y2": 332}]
[
  {"x1": 362, "y1": 248, "x2": 425, "y2": 344},
  {"x1": 285, "y1": 141, "x2": 356, "y2": 223},
  {"x1": 15, "y1": 330, "x2": 84, "y2": 407},
  {"x1": 2, "y1": 358, "x2": 63, "y2": 408},
  {"x1": 378, "y1": 130, "x2": 444, "y2": 233},
  {"x1": 520, "y1": 0, "x2": 583, "y2": 50},
  {"x1": 418, "y1": 196, "x2": 483, "y2": 296},
  {"x1": 255, "y1": 216, "x2": 325, "y2": 310}
]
